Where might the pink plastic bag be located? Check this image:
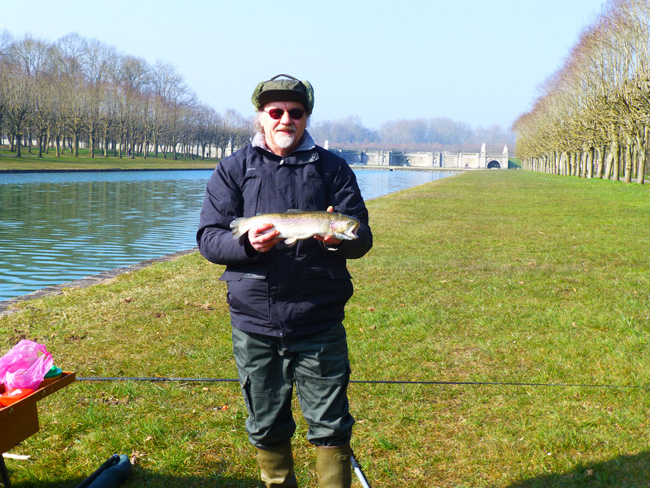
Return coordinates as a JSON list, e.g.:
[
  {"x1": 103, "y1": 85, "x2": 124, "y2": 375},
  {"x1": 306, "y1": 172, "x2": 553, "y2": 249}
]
[{"x1": 0, "y1": 340, "x2": 53, "y2": 390}]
